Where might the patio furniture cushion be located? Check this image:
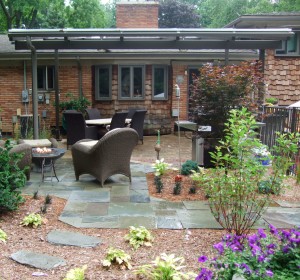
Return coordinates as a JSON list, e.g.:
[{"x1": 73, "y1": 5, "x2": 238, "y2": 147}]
[{"x1": 71, "y1": 128, "x2": 139, "y2": 186}]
